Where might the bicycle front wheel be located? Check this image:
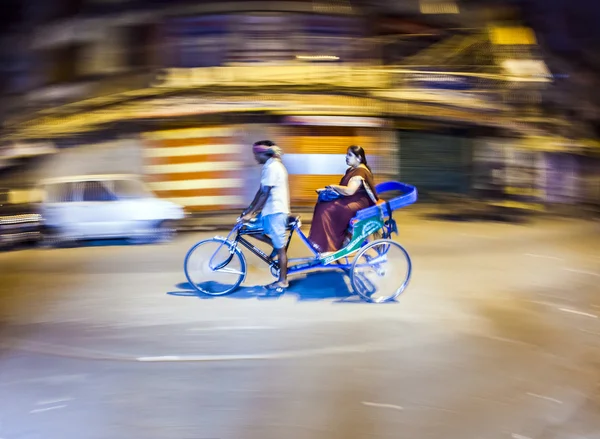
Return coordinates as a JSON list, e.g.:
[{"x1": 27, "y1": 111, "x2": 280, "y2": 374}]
[
  {"x1": 350, "y1": 239, "x2": 412, "y2": 303},
  {"x1": 184, "y1": 238, "x2": 247, "y2": 296}
]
